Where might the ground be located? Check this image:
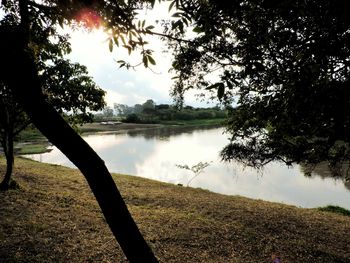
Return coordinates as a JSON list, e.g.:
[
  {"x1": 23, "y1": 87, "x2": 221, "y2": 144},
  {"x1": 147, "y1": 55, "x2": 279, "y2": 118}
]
[{"x1": 0, "y1": 158, "x2": 350, "y2": 262}]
